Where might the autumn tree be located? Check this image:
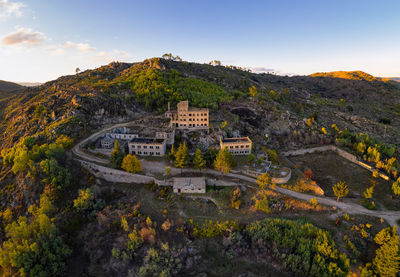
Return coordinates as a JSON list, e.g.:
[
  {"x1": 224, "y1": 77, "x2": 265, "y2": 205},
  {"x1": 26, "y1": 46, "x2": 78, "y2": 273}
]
[
  {"x1": 192, "y1": 148, "x2": 205, "y2": 170},
  {"x1": 121, "y1": 154, "x2": 142, "y2": 173},
  {"x1": 230, "y1": 187, "x2": 242, "y2": 209},
  {"x1": 256, "y1": 173, "x2": 271, "y2": 189},
  {"x1": 332, "y1": 181, "x2": 349, "y2": 202},
  {"x1": 372, "y1": 226, "x2": 400, "y2": 277},
  {"x1": 110, "y1": 140, "x2": 124, "y2": 168},
  {"x1": 392, "y1": 177, "x2": 400, "y2": 196},
  {"x1": 363, "y1": 186, "x2": 374, "y2": 199},
  {"x1": 249, "y1": 86, "x2": 258, "y2": 97},
  {"x1": 214, "y1": 148, "x2": 232, "y2": 174},
  {"x1": 174, "y1": 142, "x2": 189, "y2": 169}
]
